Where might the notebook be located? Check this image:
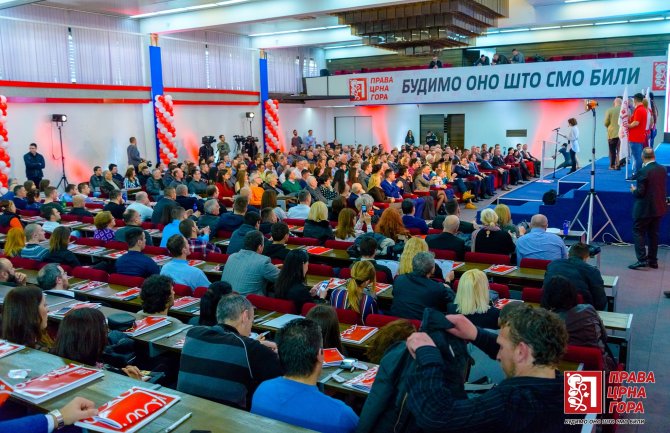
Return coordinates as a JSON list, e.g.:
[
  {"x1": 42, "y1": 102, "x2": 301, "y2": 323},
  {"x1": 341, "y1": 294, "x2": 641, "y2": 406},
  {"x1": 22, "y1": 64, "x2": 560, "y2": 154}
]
[
  {"x1": 305, "y1": 246, "x2": 332, "y2": 255},
  {"x1": 111, "y1": 287, "x2": 141, "y2": 301},
  {"x1": 151, "y1": 255, "x2": 171, "y2": 264},
  {"x1": 75, "y1": 387, "x2": 180, "y2": 433},
  {"x1": 493, "y1": 299, "x2": 524, "y2": 310},
  {"x1": 372, "y1": 283, "x2": 392, "y2": 295},
  {"x1": 322, "y1": 348, "x2": 345, "y2": 367},
  {"x1": 485, "y1": 265, "x2": 518, "y2": 275},
  {"x1": 76, "y1": 246, "x2": 108, "y2": 255},
  {"x1": 71, "y1": 280, "x2": 108, "y2": 293},
  {"x1": 105, "y1": 250, "x2": 128, "y2": 259},
  {"x1": 13, "y1": 364, "x2": 104, "y2": 404},
  {"x1": 344, "y1": 366, "x2": 378, "y2": 393},
  {"x1": 262, "y1": 314, "x2": 303, "y2": 329},
  {"x1": 123, "y1": 316, "x2": 171, "y2": 337},
  {"x1": 186, "y1": 259, "x2": 205, "y2": 267},
  {"x1": 340, "y1": 325, "x2": 378, "y2": 344},
  {"x1": 49, "y1": 302, "x2": 102, "y2": 318},
  {"x1": 0, "y1": 340, "x2": 24, "y2": 359},
  {"x1": 171, "y1": 296, "x2": 199, "y2": 310}
]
